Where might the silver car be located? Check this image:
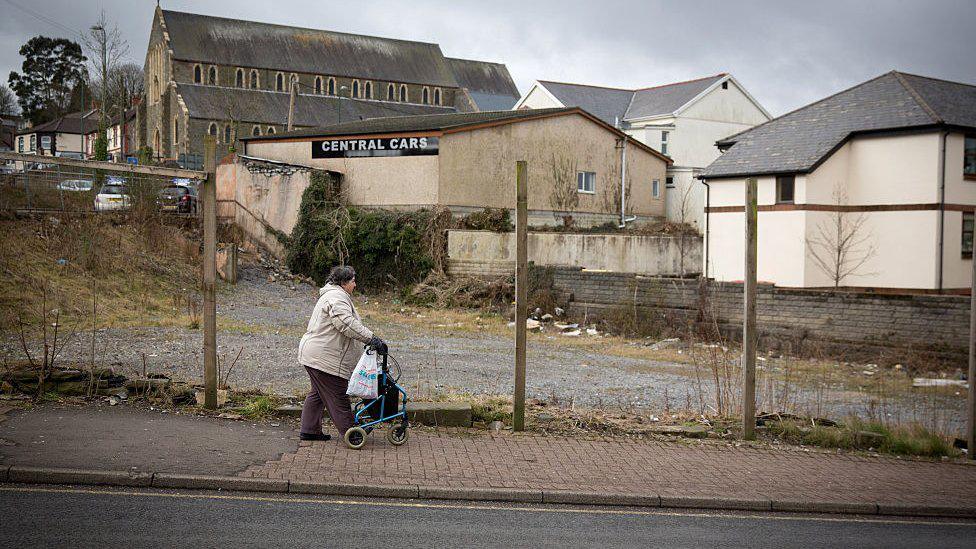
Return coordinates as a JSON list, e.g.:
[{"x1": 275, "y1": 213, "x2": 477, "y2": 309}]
[{"x1": 94, "y1": 183, "x2": 131, "y2": 211}]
